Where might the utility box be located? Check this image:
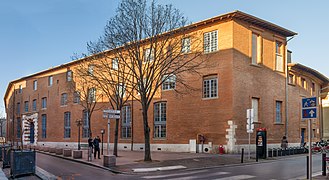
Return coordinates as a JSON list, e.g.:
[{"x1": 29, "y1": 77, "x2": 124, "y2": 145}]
[
  {"x1": 256, "y1": 128, "x2": 267, "y2": 159},
  {"x1": 2, "y1": 144, "x2": 11, "y2": 168},
  {"x1": 10, "y1": 149, "x2": 36, "y2": 178}
]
